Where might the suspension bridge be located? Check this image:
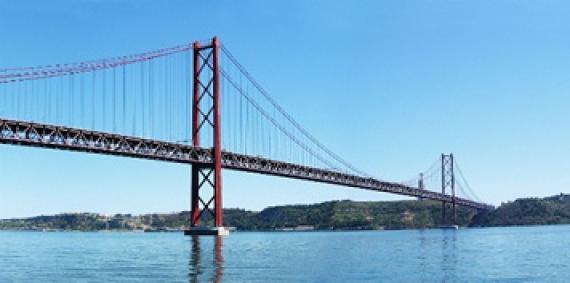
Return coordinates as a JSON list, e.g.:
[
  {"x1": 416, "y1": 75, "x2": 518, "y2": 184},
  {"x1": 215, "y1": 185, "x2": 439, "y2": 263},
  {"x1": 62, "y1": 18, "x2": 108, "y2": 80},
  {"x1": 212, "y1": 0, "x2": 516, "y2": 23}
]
[{"x1": 0, "y1": 37, "x2": 492, "y2": 235}]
